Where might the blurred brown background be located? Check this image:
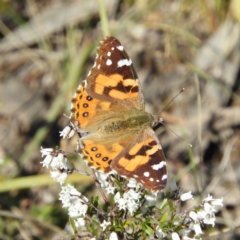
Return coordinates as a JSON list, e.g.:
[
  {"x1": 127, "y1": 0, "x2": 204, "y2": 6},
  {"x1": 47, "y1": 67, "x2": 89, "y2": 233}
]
[{"x1": 0, "y1": 0, "x2": 240, "y2": 239}]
